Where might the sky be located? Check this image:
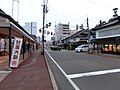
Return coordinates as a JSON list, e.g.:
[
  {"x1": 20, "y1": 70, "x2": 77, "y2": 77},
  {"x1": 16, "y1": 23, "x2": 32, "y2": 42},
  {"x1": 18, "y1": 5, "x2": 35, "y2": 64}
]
[{"x1": 1, "y1": 0, "x2": 120, "y2": 39}]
